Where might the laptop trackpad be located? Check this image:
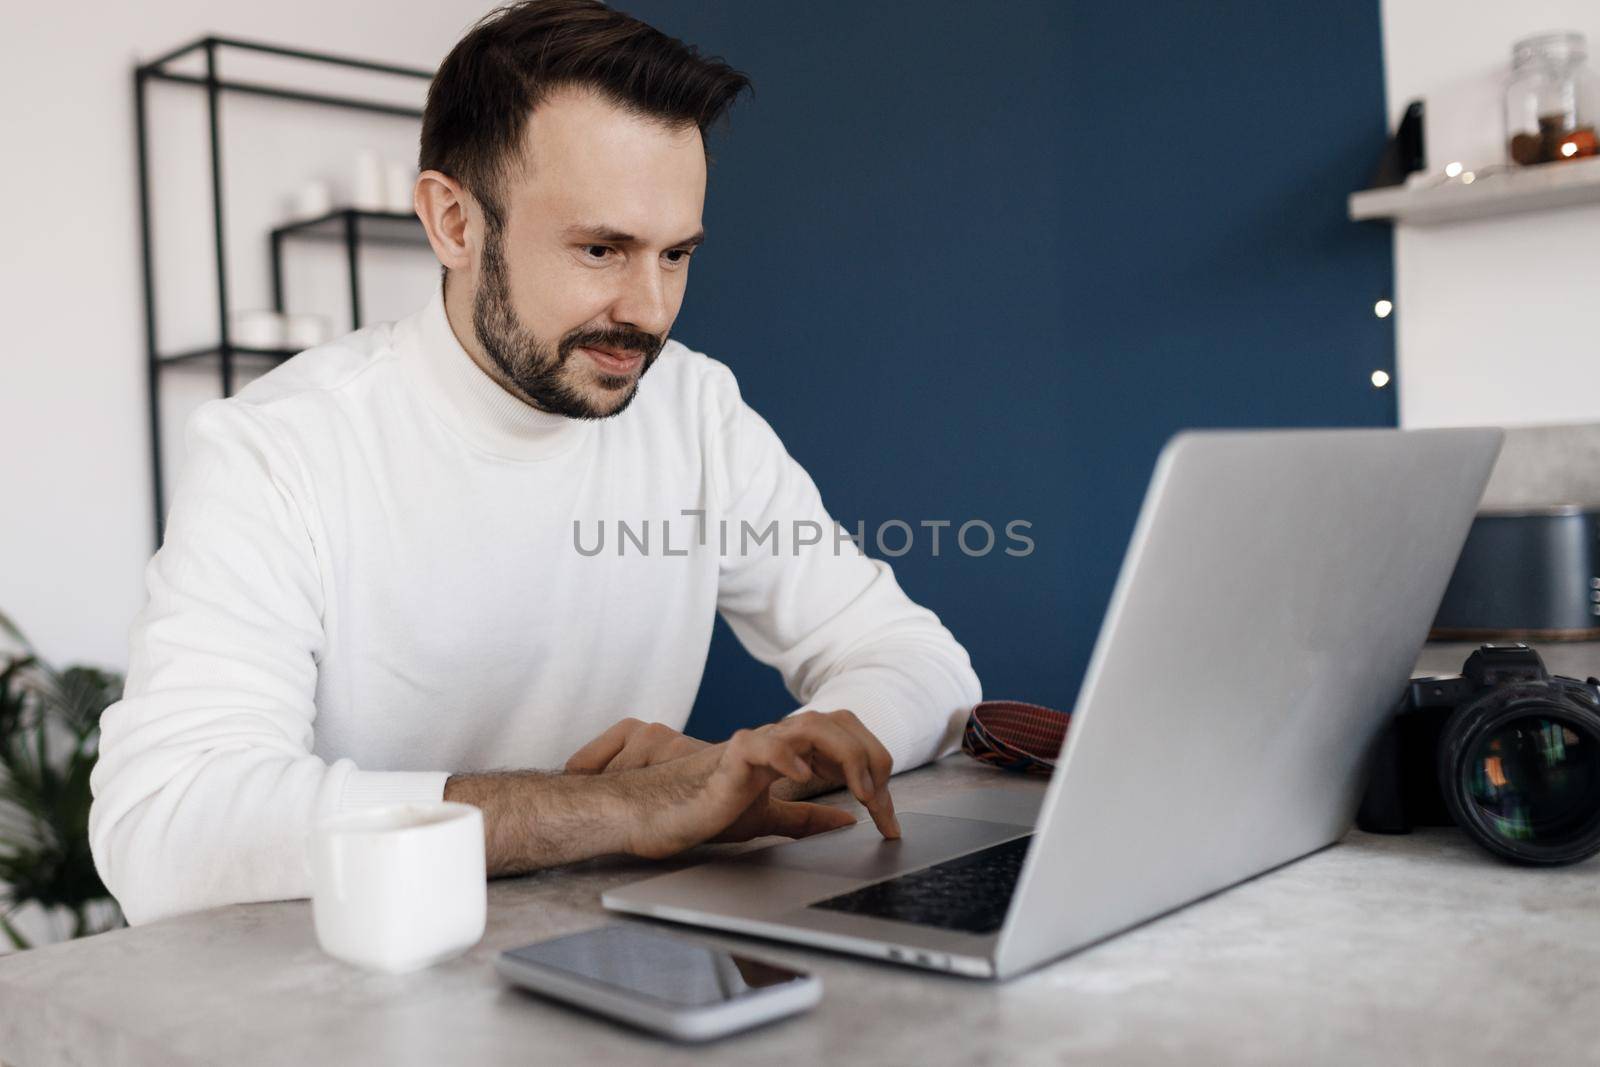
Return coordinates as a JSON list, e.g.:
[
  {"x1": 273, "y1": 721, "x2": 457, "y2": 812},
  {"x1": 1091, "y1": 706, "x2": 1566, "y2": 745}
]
[{"x1": 730, "y1": 812, "x2": 1029, "y2": 882}]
